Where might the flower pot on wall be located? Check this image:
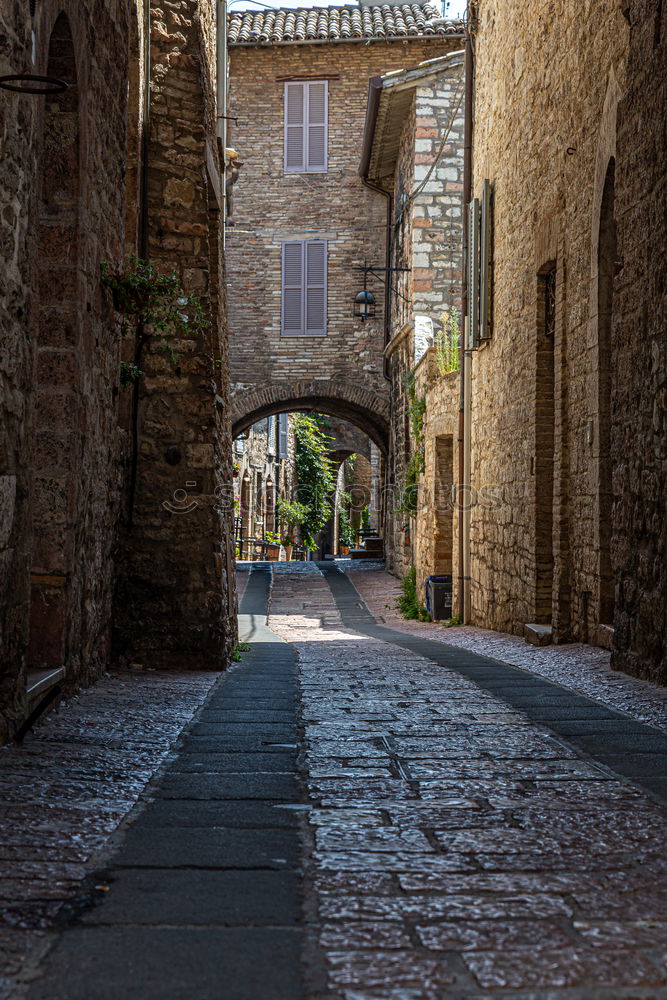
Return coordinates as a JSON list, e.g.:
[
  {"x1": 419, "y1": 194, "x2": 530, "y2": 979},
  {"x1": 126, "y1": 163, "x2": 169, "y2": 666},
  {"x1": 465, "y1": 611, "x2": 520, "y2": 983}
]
[
  {"x1": 283, "y1": 545, "x2": 293, "y2": 561},
  {"x1": 266, "y1": 544, "x2": 280, "y2": 562}
]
